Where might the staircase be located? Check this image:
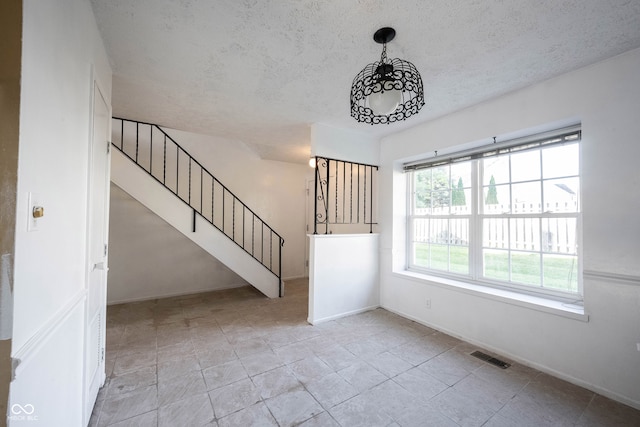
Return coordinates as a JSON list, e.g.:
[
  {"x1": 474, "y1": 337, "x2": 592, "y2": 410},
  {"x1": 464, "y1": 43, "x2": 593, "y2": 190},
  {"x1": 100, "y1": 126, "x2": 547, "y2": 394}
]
[{"x1": 110, "y1": 118, "x2": 284, "y2": 298}]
